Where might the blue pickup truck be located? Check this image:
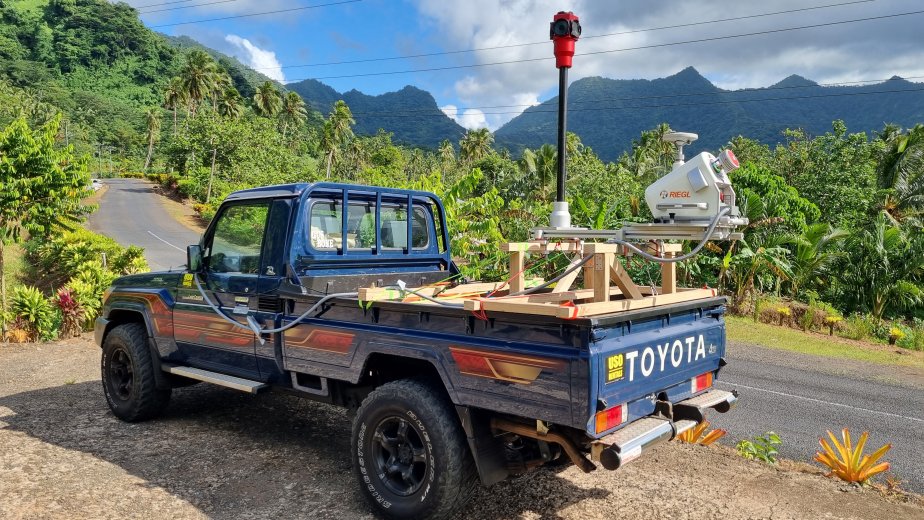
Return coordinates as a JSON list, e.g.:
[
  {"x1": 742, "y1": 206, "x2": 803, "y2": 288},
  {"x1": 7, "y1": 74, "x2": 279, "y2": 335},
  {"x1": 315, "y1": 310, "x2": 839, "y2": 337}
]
[{"x1": 96, "y1": 182, "x2": 737, "y2": 519}]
